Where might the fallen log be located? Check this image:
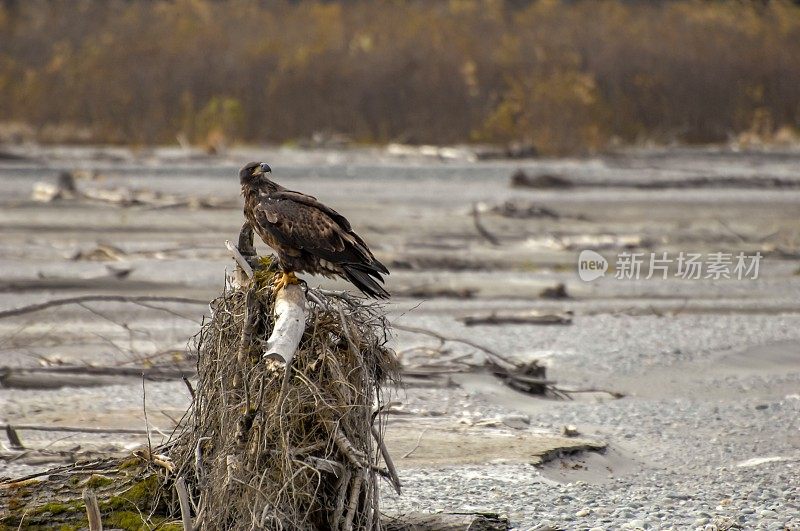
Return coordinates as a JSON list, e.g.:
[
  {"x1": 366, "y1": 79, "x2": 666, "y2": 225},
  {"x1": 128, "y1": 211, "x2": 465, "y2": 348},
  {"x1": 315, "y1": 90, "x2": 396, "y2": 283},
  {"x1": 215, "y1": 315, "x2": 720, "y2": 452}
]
[
  {"x1": 2, "y1": 424, "x2": 155, "y2": 437},
  {"x1": 510, "y1": 170, "x2": 574, "y2": 189},
  {"x1": 0, "y1": 365, "x2": 195, "y2": 389},
  {"x1": 508, "y1": 168, "x2": 800, "y2": 190},
  {"x1": 460, "y1": 310, "x2": 573, "y2": 326},
  {"x1": 383, "y1": 512, "x2": 509, "y2": 530},
  {"x1": 395, "y1": 286, "x2": 477, "y2": 299}
]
